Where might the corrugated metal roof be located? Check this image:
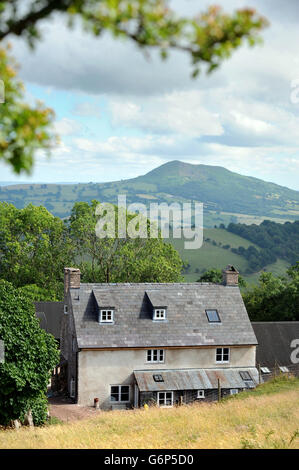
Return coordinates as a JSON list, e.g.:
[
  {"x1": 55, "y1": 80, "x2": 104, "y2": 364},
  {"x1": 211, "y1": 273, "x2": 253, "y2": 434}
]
[
  {"x1": 252, "y1": 322, "x2": 299, "y2": 368},
  {"x1": 134, "y1": 368, "x2": 259, "y2": 392}
]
